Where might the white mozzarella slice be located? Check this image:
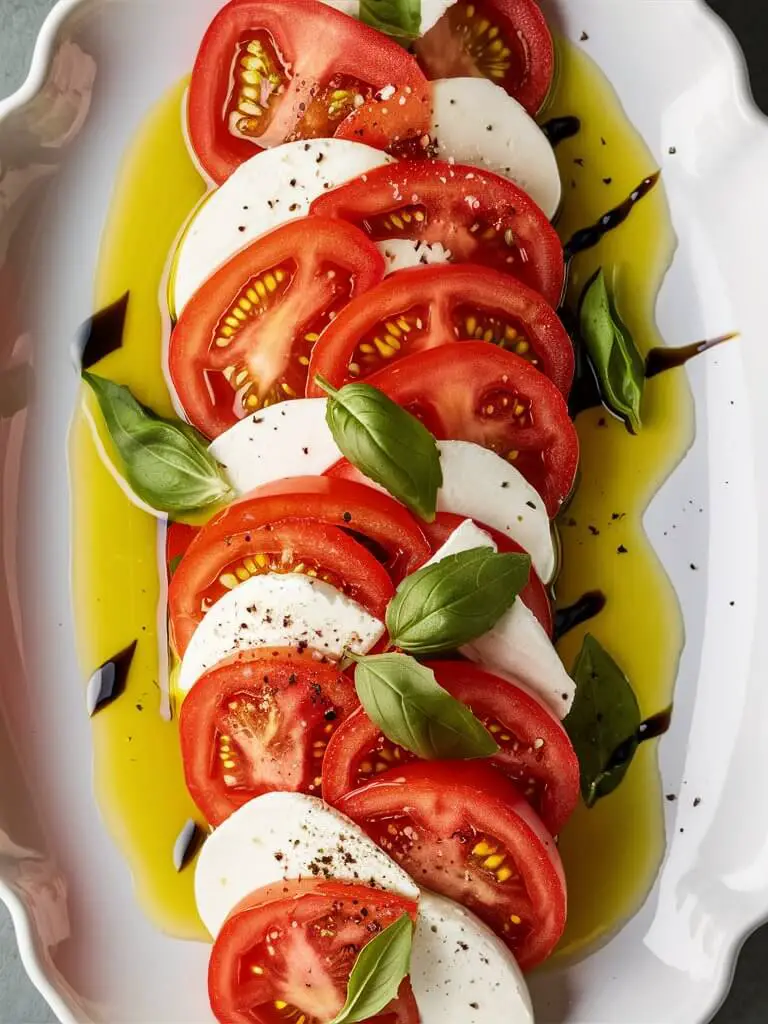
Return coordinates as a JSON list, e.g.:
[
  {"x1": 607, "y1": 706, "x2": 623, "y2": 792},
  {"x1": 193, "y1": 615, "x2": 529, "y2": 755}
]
[
  {"x1": 195, "y1": 793, "x2": 419, "y2": 937},
  {"x1": 437, "y1": 441, "x2": 555, "y2": 583},
  {"x1": 422, "y1": 518, "x2": 495, "y2": 567},
  {"x1": 209, "y1": 399, "x2": 340, "y2": 494},
  {"x1": 430, "y1": 78, "x2": 562, "y2": 219},
  {"x1": 171, "y1": 139, "x2": 394, "y2": 315},
  {"x1": 178, "y1": 573, "x2": 384, "y2": 695},
  {"x1": 412, "y1": 891, "x2": 534, "y2": 1024},
  {"x1": 319, "y1": 0, "x2": 456, "y2": 33},
  {"x1": 378, "y1": 239, "x2": 452, "y2": 273}
]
